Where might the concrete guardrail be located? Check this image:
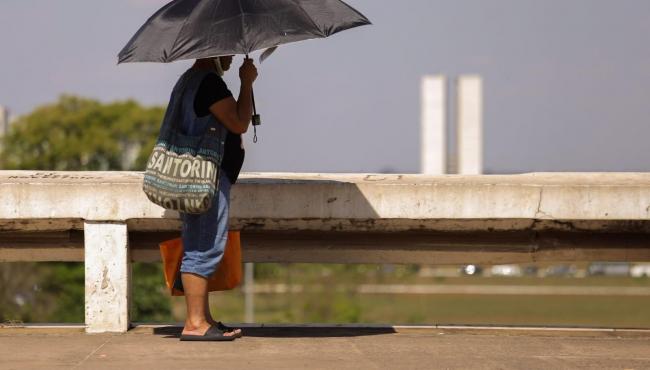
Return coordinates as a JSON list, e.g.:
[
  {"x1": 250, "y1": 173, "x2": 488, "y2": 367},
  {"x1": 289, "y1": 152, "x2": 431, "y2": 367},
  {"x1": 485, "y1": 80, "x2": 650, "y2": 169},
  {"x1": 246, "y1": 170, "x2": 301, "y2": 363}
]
[{"x1": 1, "y1": 171, "x2": 649, "y2": 332}]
